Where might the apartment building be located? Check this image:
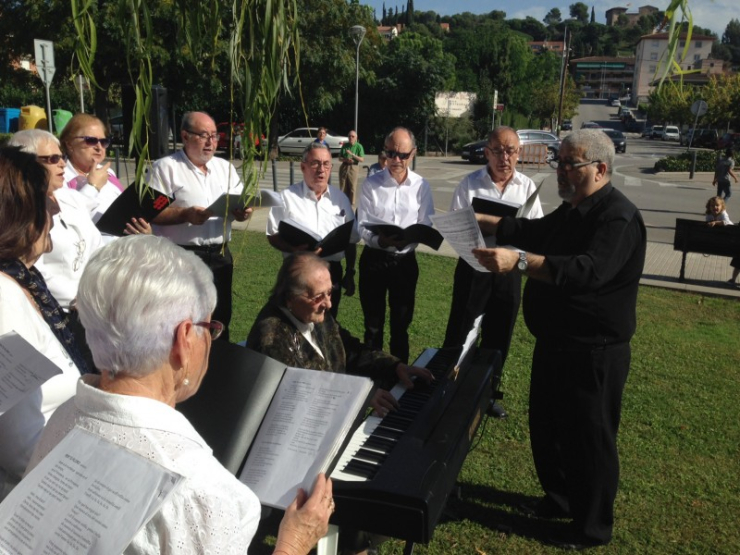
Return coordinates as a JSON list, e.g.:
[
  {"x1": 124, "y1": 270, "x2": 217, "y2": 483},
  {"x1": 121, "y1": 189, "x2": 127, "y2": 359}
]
[{"x1": 570, "y1": 56, "x2": 636, "y2": 99}]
